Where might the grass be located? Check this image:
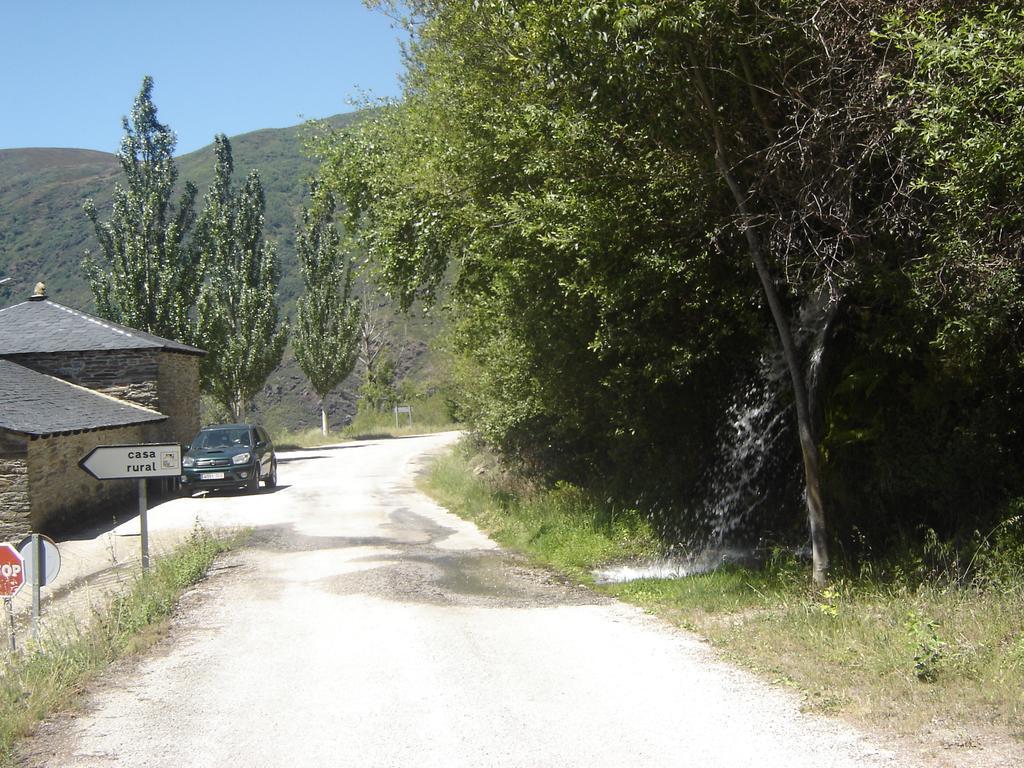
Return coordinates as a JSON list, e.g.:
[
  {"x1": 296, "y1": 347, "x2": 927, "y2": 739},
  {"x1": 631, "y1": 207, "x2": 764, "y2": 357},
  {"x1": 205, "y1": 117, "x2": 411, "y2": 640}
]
[
  {"x1": 422, "y1": 445, "x2": 660, "y2": 579},
  {"x1": 274, "y1": 391, "x2": 460, "y2": 449},
  {"x1": 610, "y1": 572, "x2": 1024, "y2": 735},
  {"x1": 420, "y1": 441, "x2": 1024, "y2": 748},
  {"x1": 0, "y1": 525, "x2": 242, "y2": 766}
]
